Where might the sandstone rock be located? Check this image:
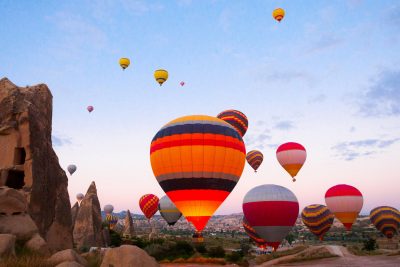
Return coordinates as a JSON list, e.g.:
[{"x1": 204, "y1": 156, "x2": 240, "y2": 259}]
[
  {"x1": 0, "y1": 186, "x2": 27, "y2": 215},
  {"x1": 73, "y1": 182, "x2": 104, "y2": 250},
  {"x1": 25, "y1": 233, "x2": 50, "y2": 255},
  {"x1": 0, "y1": 234, "x2": 16, "y2": 257},
  {"x1": 102, "y1": 228, "x2": 110, "y2": 247},
  {"x1": 47, "y1": 249, "x2": 88, "y2": 266},
  {"x1": 100, "y1": 245, "x2": 159, "y2": 267},
  {"x1": 0, "y1": 78, "x2": 73, "y2": 251},
  {"x1": 71, "y1": 202, "x2": 79, "y2": 230},
  {"x1": 122, "y1": 209, "x2": 135, "y2": 238},
  {"x1": 56, "y1": 261, "x2": 85, "y2": 267}
]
